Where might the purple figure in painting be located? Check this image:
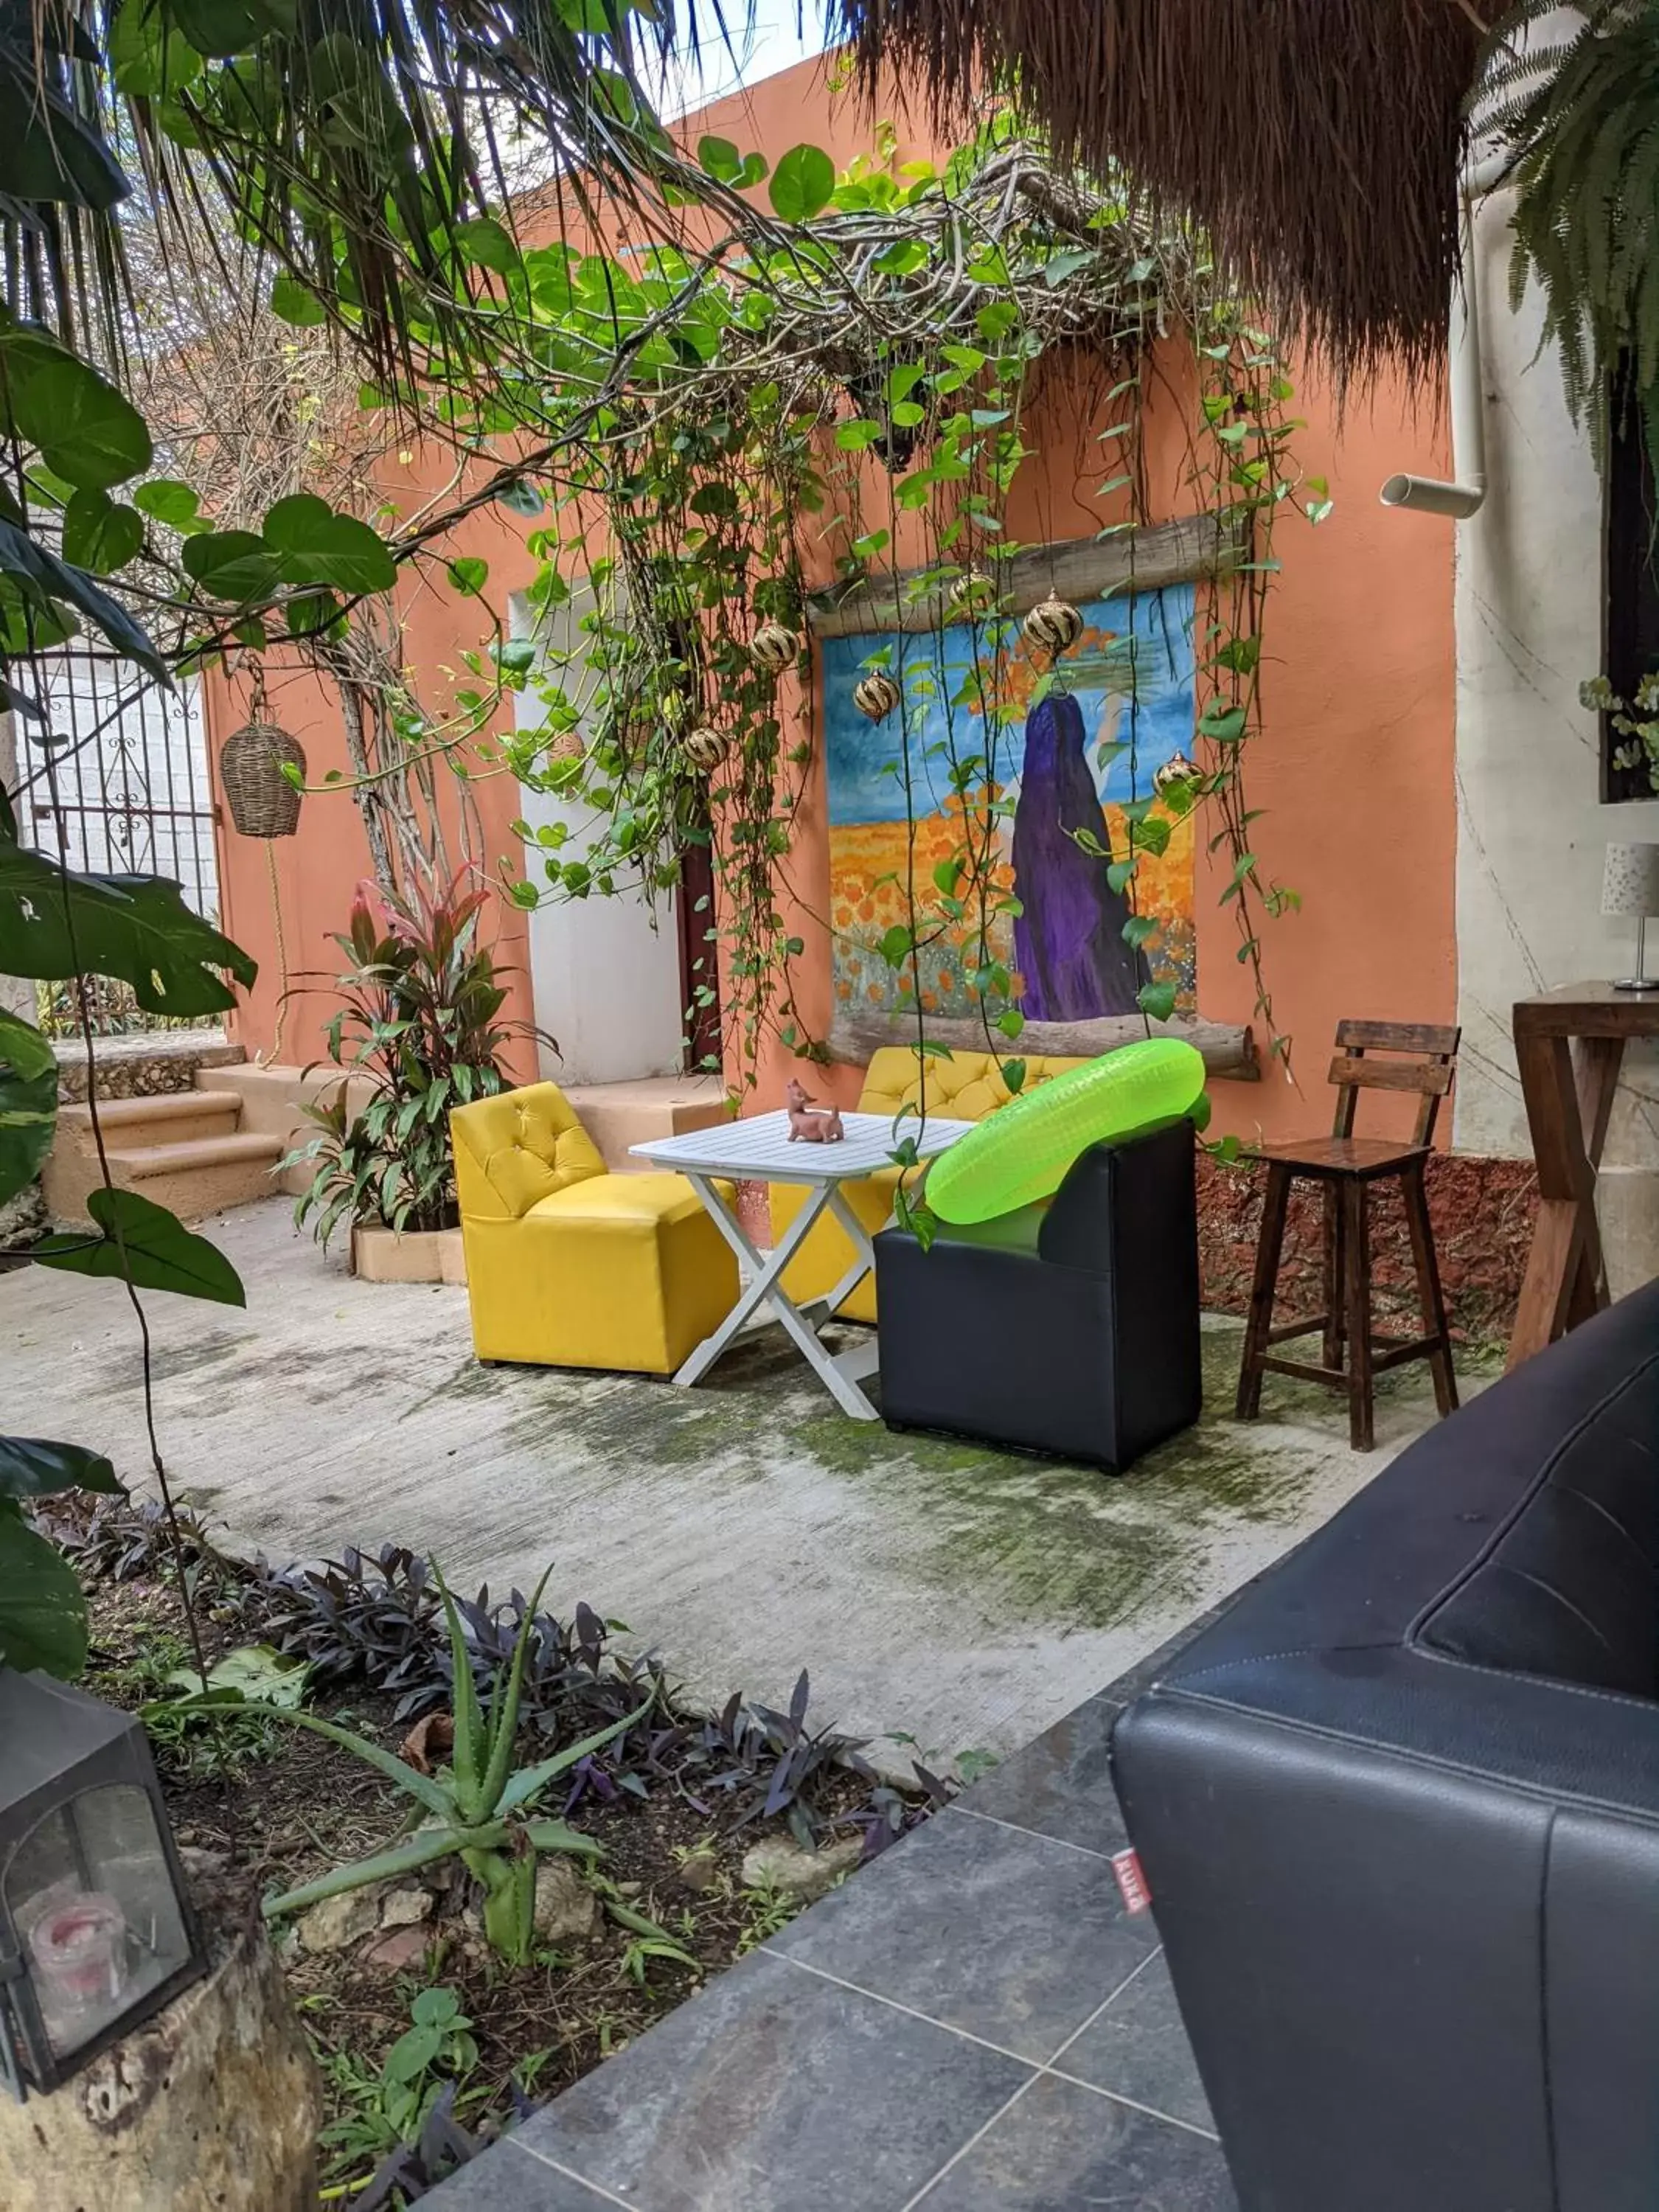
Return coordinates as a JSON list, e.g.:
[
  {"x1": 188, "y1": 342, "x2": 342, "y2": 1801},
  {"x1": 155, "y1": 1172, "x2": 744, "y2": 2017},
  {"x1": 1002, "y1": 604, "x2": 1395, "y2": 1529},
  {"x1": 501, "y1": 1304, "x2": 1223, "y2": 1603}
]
[{"x1": 1011, "y1": 691, "x2": 1150, "y2": 1019}]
